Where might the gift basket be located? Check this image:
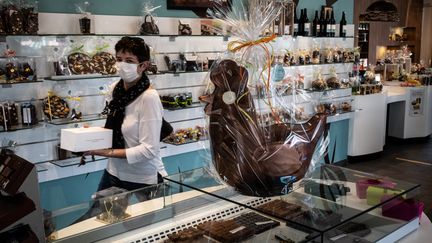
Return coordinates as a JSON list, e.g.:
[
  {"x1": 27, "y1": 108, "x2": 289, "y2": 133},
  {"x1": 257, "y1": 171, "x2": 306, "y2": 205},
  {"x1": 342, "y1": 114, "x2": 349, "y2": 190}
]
[{"x1": 200, "y1": 0, "x2": 329, "y2": 197}]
